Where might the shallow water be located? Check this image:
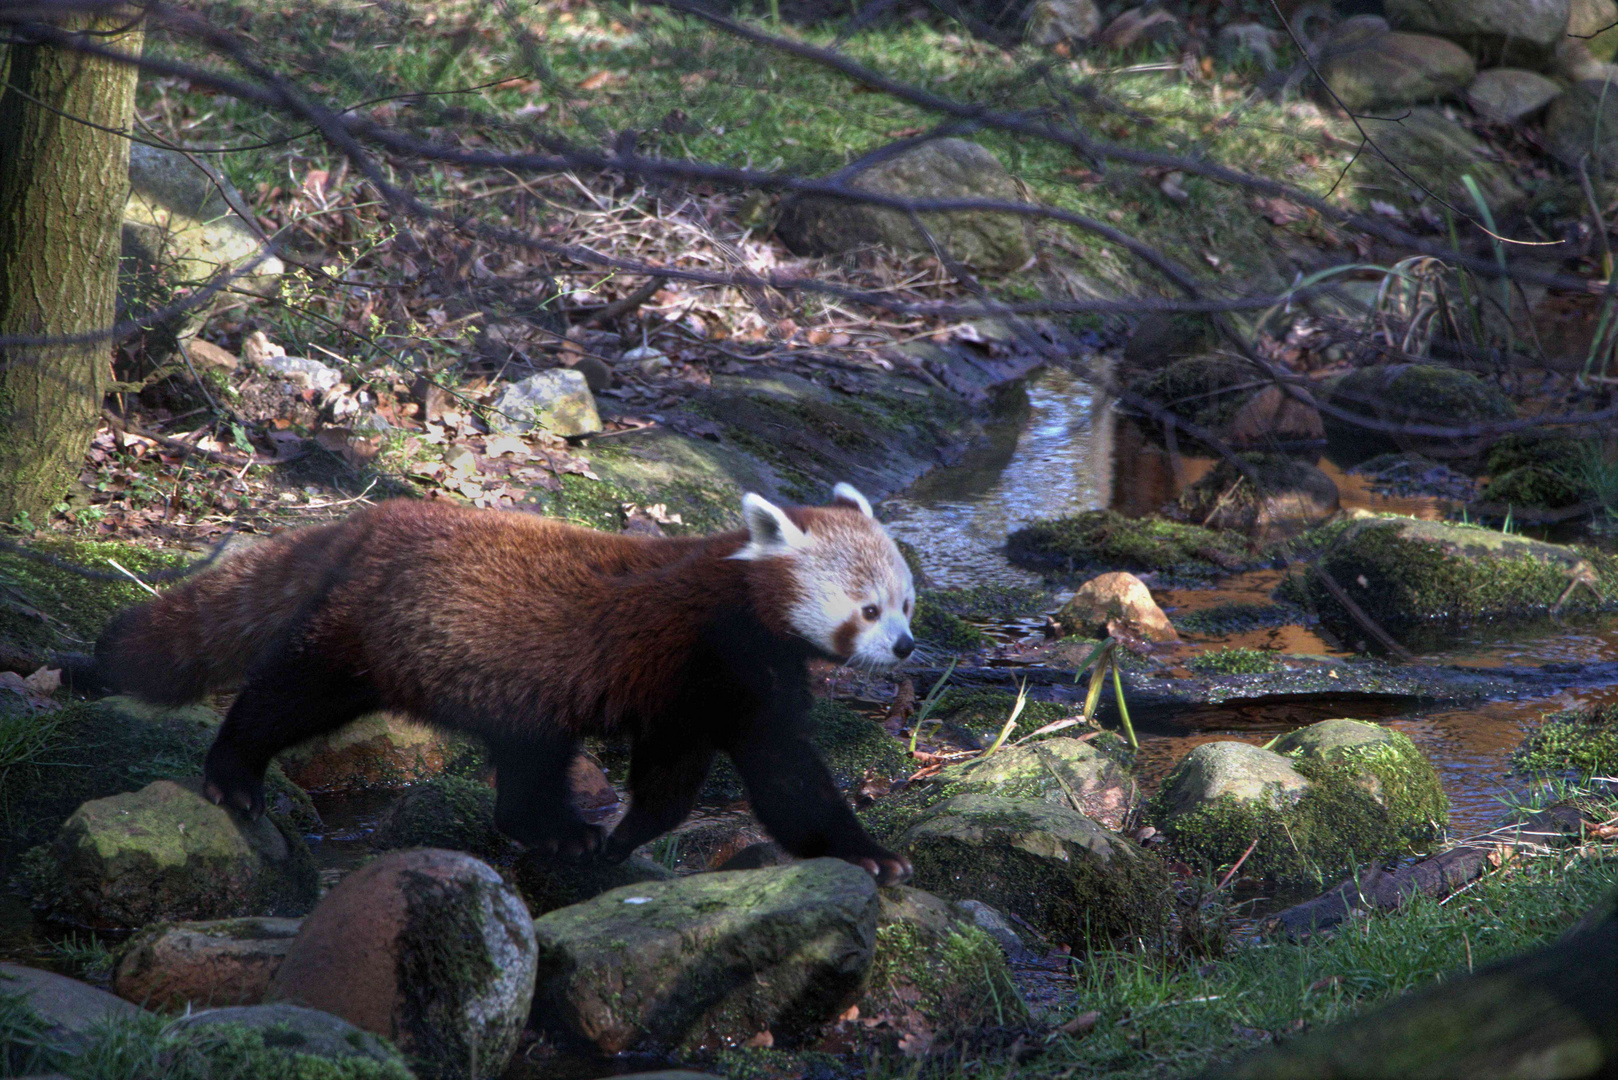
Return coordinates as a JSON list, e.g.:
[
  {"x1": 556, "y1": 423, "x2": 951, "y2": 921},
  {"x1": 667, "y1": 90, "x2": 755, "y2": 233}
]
[{"x1": 884, "y1": 366, "x2": 1618, "y2": 839}]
